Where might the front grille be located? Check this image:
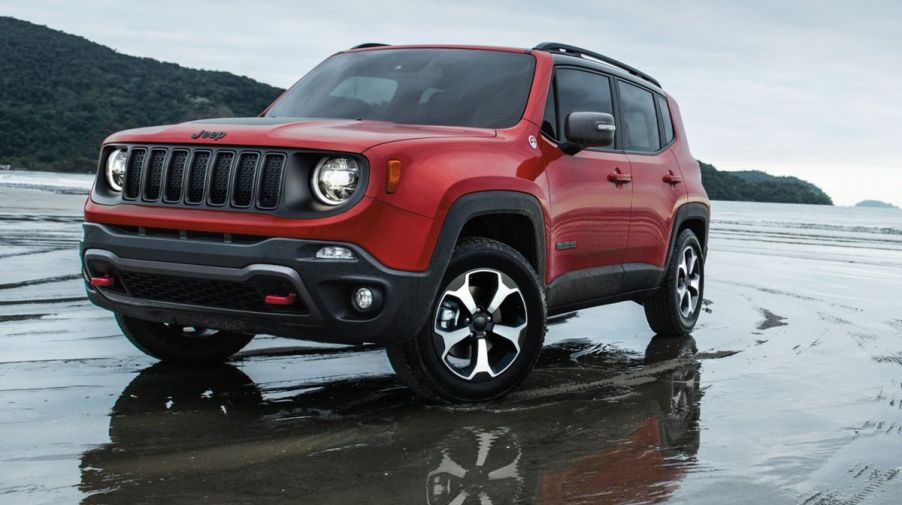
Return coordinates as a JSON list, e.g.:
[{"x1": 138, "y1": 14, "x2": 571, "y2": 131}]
[
  {"x1": 120, "y1": 145, "x2": 287, "y2": 211},
  {"x1": 186, "y1": 151, "x2": 210, "y2": 204},
  {"x1": 124, "y1": 149, "x2": 145, "y2": 199},
  {"x1": 258, "y1": 154, "x2": 284, "y2": 209},
  {"x1": 164, "y1": 150, "x2": 188, "y2": 201},
  {"x1": 233, "y1": 153, "x2": 259, "y2": 207},
  {"x1": 143, "y1": 149, "x2": 166, "y2": 200},
  {"x1": 118, "y1": 271, "x2": 303, "y2": 313},
  {"x1": 208, "y1": 152, "x2": 234, "y2": 205}
]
